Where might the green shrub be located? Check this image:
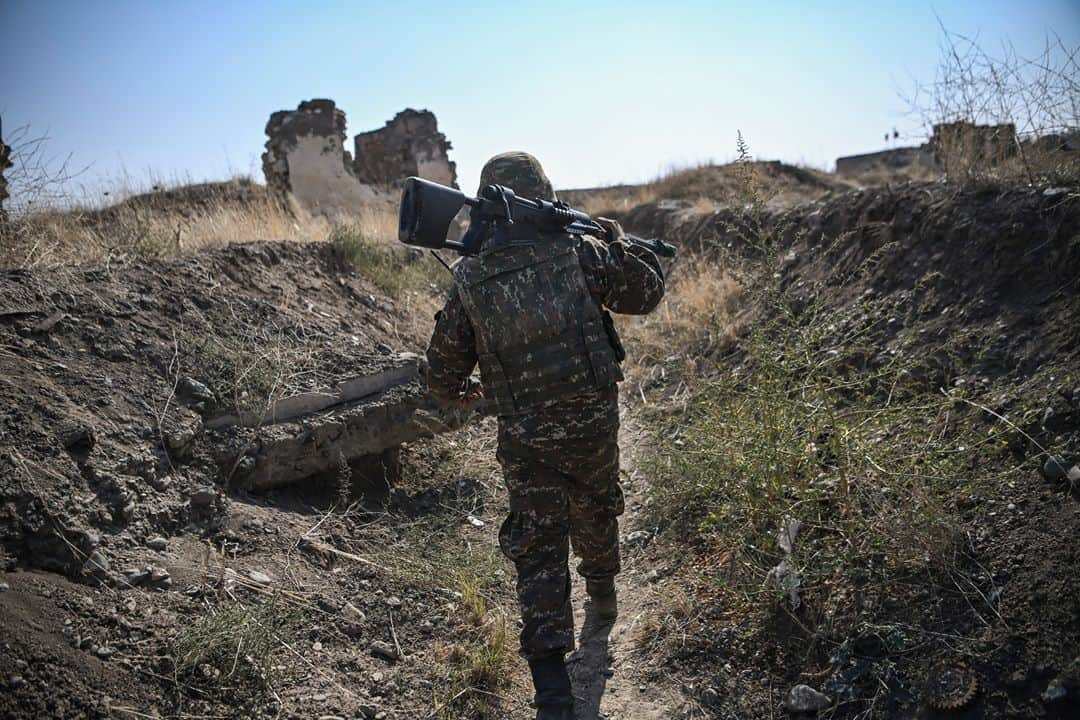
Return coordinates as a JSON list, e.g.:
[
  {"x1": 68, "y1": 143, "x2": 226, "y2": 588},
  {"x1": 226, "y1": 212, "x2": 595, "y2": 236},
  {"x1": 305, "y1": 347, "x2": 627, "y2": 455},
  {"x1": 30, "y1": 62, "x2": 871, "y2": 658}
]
[
  {"x1": 172, "y1": 600, "x2": 295, "y2": 698},
  {"x1": 329, "y1": 223, "x2": 451, "y2": 297}
]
